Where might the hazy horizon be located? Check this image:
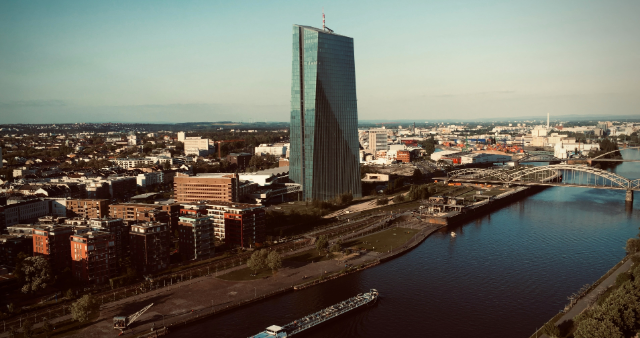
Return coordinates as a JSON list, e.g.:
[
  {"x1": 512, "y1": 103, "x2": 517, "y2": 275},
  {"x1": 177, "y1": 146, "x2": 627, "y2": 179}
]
[{"x1": 2, "y1": 1, "x2": 639, "y2": 124}]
